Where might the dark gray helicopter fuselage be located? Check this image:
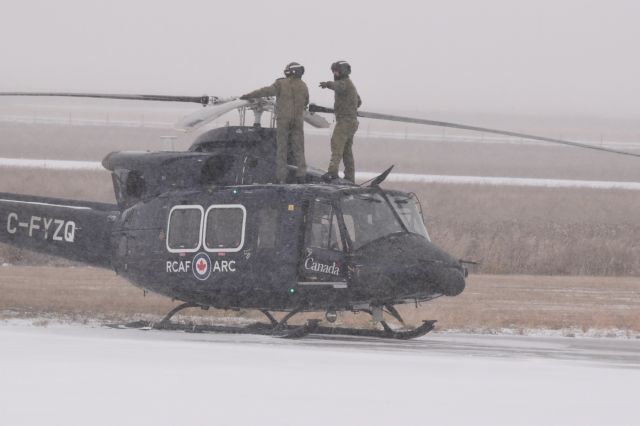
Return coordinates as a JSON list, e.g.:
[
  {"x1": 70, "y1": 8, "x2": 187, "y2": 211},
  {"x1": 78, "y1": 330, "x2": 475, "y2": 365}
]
[
  {"x1": 0, "y1": 125, "x2": 465, "y2": 315},
  {"x1": 111, "y1": 183, "x2": 465, "y2": 312}
]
